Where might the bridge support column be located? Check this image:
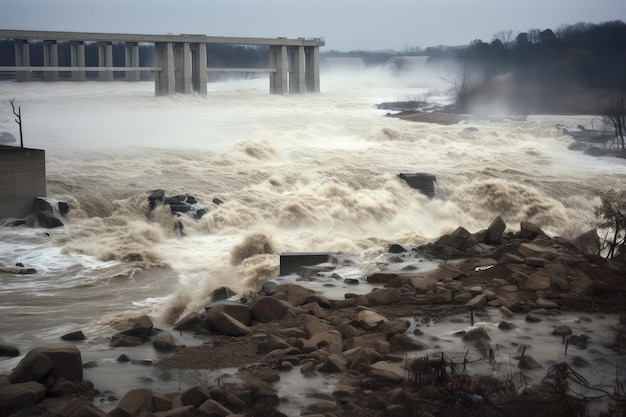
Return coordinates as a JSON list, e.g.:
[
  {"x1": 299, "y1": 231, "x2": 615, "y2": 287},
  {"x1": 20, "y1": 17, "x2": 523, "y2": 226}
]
[
  {"x1": 14, "y1": 39, "x2": 30, "y2": 82},
  {"x1": 155, "y1": 42, "x2": 175, "y2": 96},
  {"x1": 174, "y1": 42, "x2": 192, "y2": 94},
  {"x1": 269, "y1": 45, "x2": 288, "y2": 95},
  {"x1": 43, "y1": 40, "x2": 59, "y2": 81},
  {"x1": 191, "y1": 43, "x2": 207, "y2": 95},
  {"x1": 125, "y1": 42, "x2": 140, "y2": 81},
  {"x1": 70, "y1": 41, "x2": 86, "y2": 81},
  {"x1": 98, "y1": 42, "x2": 114, "y2": 81},
  {"x1": 289, "y1": 46, "x2": 306, "y2": 94},
  {"x1": 305, "y1": 46, "x2": 320, "y2": 93}
]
